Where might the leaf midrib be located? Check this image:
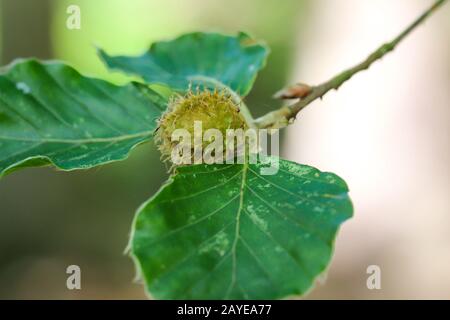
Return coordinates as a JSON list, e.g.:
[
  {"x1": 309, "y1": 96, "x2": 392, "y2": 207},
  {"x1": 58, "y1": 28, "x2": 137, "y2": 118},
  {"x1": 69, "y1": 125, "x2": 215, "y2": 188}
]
[
  {"x1": 226, "y1": 160, "x2": 248, "y2": 298},
  {"x1": 0, "y1": 130, "x2": 153, "y2": 144}
]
